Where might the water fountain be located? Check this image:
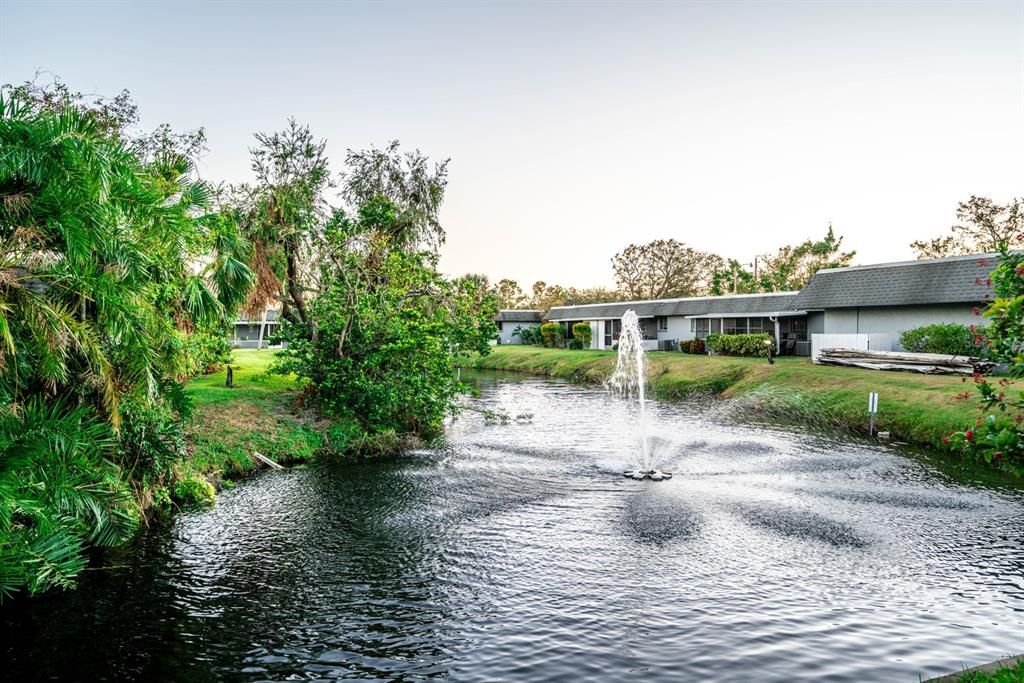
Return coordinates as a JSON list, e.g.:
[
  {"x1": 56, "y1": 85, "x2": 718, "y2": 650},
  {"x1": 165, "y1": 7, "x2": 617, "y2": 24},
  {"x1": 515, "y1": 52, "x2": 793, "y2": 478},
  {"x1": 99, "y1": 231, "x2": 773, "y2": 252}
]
[{"x1": 608, "y1": 310, "x2": 672, "y2": 481}]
